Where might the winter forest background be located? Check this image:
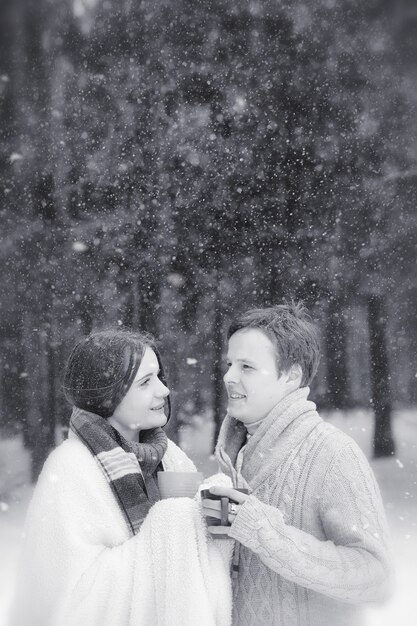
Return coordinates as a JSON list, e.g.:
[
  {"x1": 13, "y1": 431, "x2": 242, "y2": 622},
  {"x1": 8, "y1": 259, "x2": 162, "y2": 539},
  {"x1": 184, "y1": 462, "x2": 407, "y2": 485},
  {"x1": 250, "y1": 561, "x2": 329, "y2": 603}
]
[
  {"x1": 2, "y1": 0, "x2": 417, "y2": 477},
  {"x1": 1, "y1": 0, "x2": 417, "y2": 623}
]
